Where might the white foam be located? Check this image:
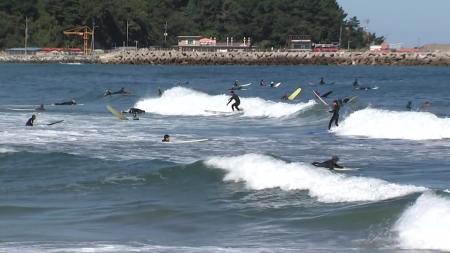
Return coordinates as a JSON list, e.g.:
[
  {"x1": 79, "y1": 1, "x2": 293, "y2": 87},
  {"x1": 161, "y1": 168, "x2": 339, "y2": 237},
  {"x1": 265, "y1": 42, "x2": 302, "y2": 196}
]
[
  {"x1": 393, "y1": 191, "x2": 450, "y2": 251},
  {"x1": 0, "y1": 147, "x2": 17, "y2": 153},
  {"x1": 135, "y1": 87, "x2": 315, "y2": 118},
  {"x1": 334, "y1": 108, "x2": 450, "y2": 140},
  {"x1": 204, "y1": 154, "x2": 426, "y2": 203}
]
